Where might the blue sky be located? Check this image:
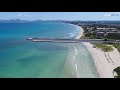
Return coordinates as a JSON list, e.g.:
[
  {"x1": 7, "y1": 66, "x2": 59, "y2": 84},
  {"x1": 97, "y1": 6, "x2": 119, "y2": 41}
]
[{"x1": 0, "y1": 12, "x2": 120, "y2": 21}]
